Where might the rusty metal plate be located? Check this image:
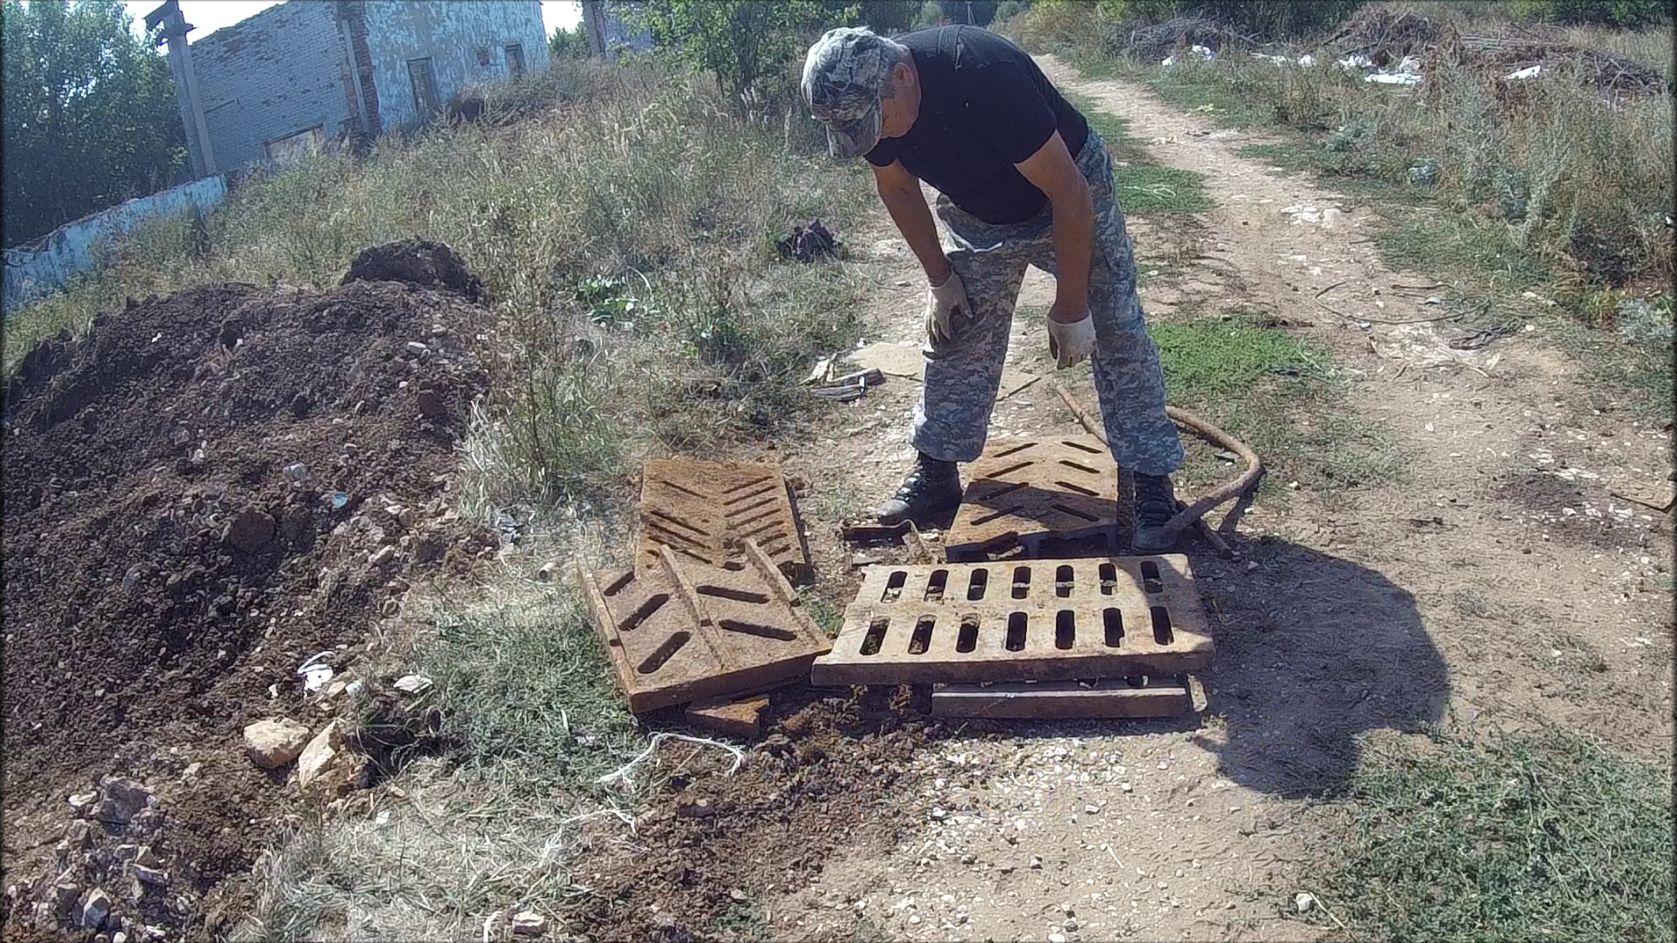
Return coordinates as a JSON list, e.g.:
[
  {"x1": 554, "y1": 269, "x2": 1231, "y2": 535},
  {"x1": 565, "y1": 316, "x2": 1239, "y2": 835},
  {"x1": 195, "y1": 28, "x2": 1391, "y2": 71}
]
[
  {"x1": 931, "y1": 676, "x2": 1191, "y2": 719},
  {"x1": 809, "y1": 555, "x2": 1212, "y2": 685},
  {"x1": 639, "y1": 458, "x2": 811, "y2": 582},
  {"x1": 946, "y1": 436, "x2": 1119, "y2": 562},
  {"x1": 578, "y1": 541, "x2": 831, "y2": 713}
]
